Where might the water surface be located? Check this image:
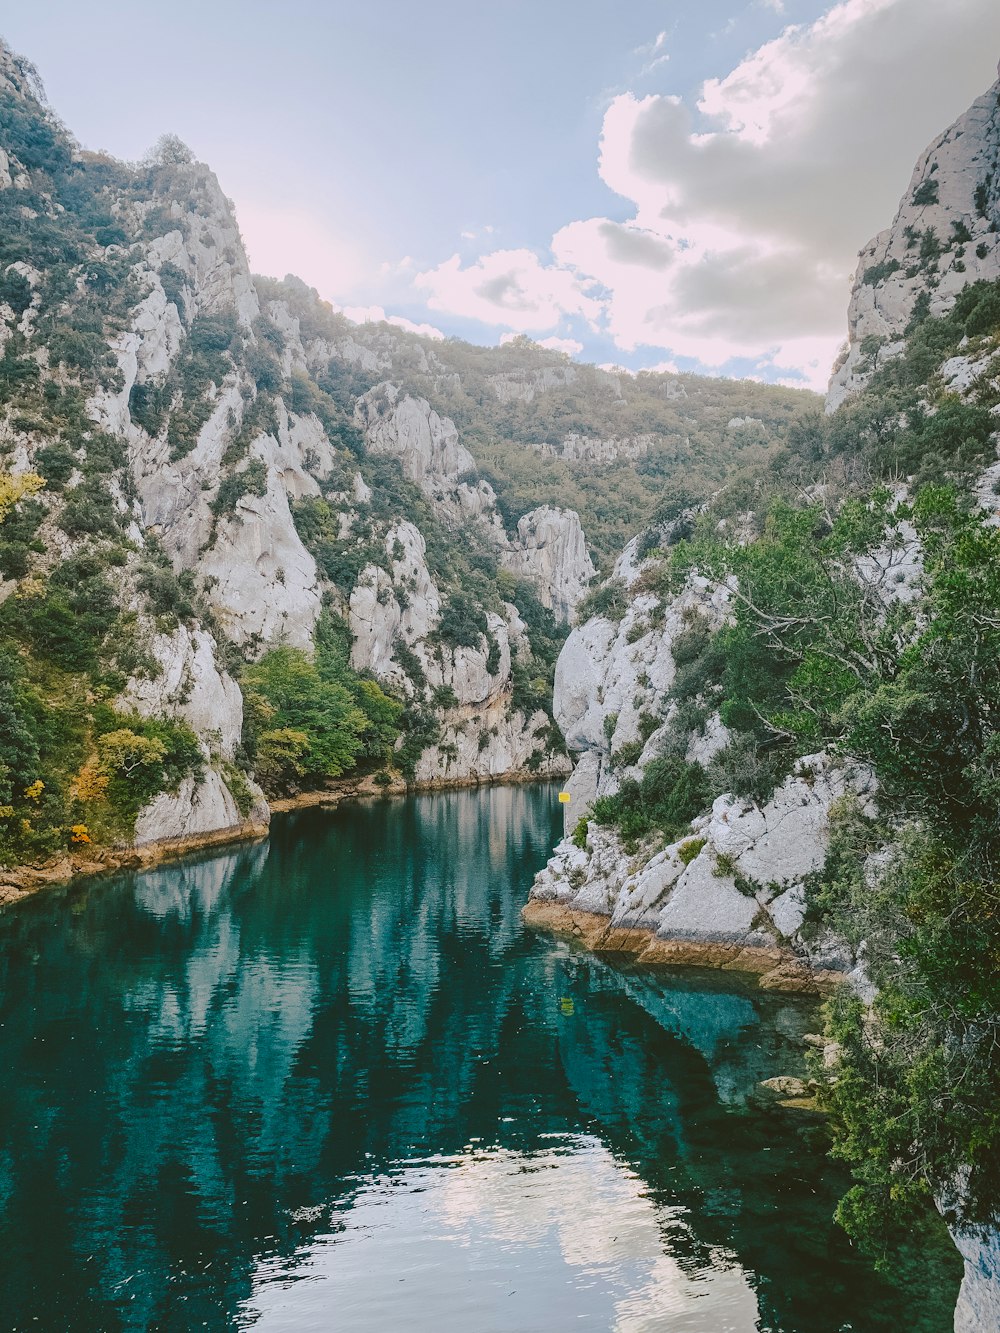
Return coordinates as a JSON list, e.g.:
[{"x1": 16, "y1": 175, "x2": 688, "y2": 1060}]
[{"x1": 0, "y1": 785, "x2": 959, "y2": 1330}]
